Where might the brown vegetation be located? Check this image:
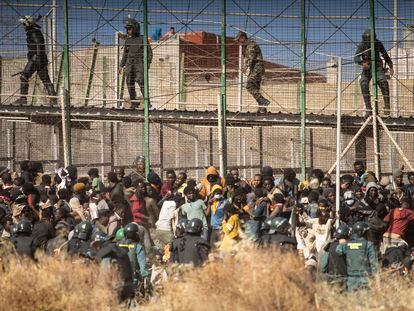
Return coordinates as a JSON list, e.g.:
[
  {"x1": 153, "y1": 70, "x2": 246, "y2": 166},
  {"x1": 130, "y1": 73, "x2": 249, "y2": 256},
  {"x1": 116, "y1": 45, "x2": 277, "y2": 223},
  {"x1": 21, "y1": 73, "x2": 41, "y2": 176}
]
[
  {"x1": 1, "y1": 245, "x2": 414, "y2": 311},
  {"x1": 0, "y1": 255, "x2": 118, "y2": 311}
]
